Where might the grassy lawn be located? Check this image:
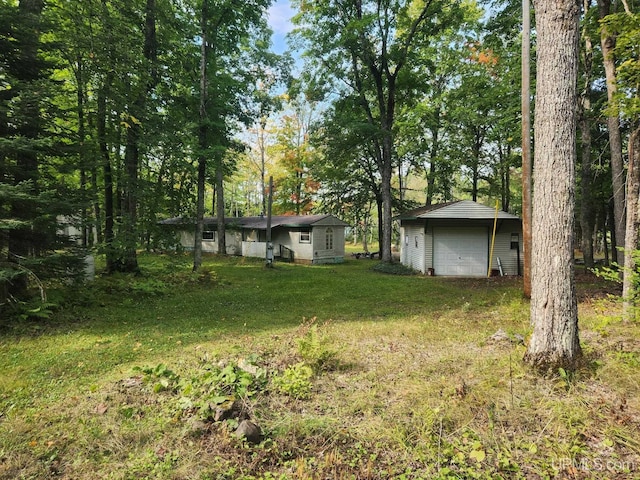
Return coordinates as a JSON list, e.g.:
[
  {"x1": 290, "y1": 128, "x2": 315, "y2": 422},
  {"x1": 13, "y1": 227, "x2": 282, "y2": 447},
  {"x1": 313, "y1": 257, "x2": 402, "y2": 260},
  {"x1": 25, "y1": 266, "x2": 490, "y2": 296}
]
[{"x1": 0, "y1": 253, "x2": 638, "y2": 479}]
